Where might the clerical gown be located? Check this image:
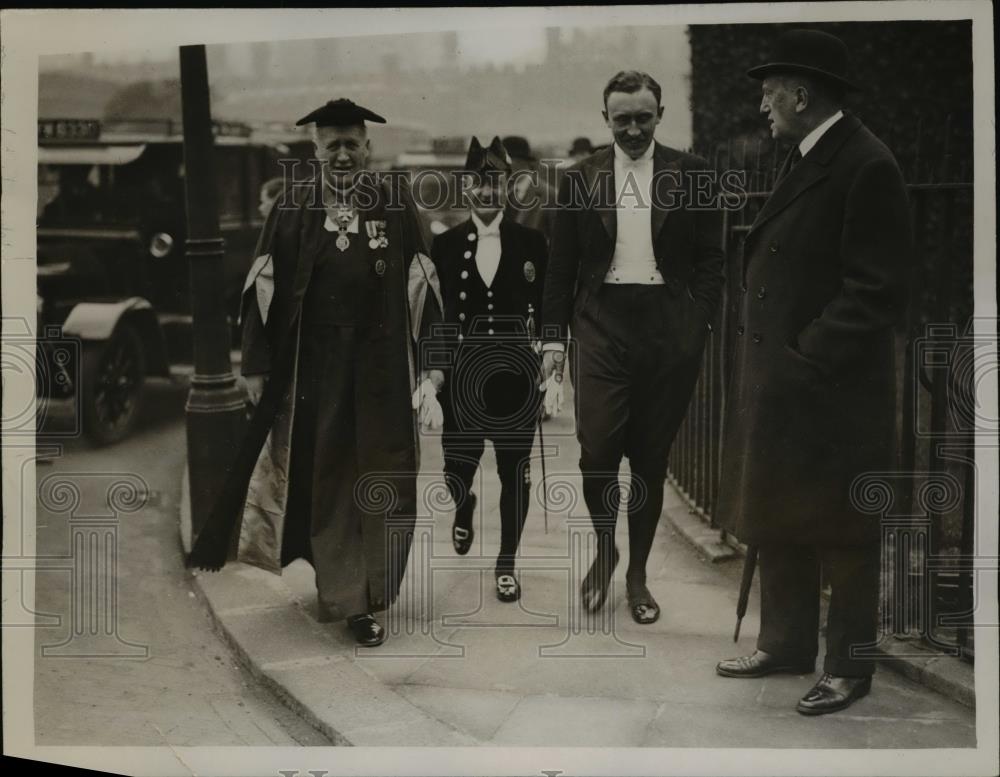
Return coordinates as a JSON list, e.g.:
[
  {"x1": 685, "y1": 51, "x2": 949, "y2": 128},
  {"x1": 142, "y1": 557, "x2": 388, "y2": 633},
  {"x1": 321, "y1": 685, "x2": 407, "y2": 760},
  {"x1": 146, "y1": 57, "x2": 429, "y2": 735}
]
[{"x1": 188, "y1": 174, "x2": 443, "y2": 618}]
